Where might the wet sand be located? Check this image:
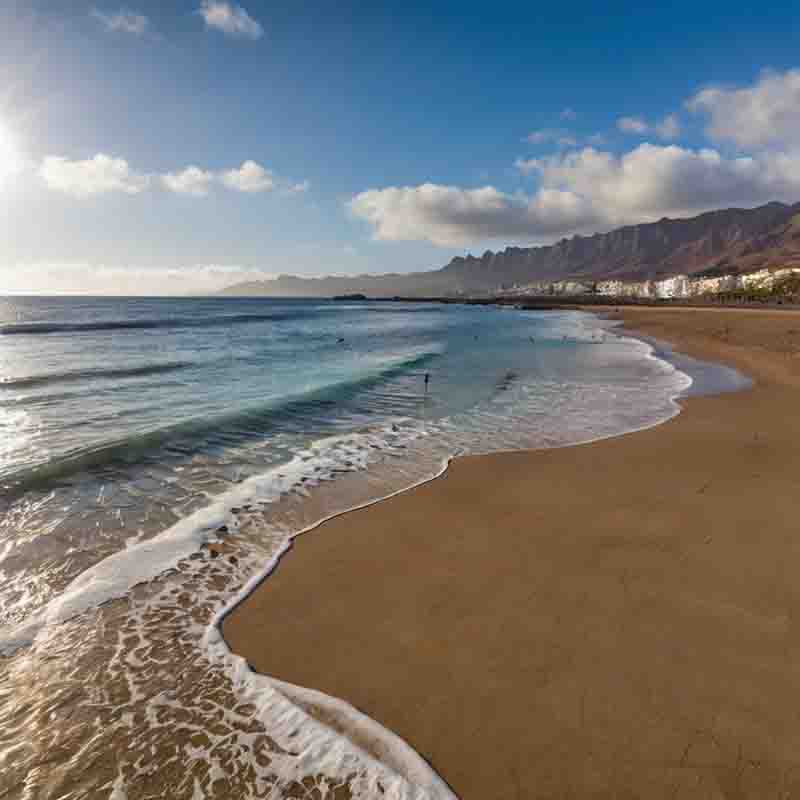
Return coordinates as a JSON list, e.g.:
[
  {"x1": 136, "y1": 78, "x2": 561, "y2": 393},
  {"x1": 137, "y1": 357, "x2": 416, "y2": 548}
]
[{"x1": 224, "y1": 307, "x2": 800, "y2": 799}]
